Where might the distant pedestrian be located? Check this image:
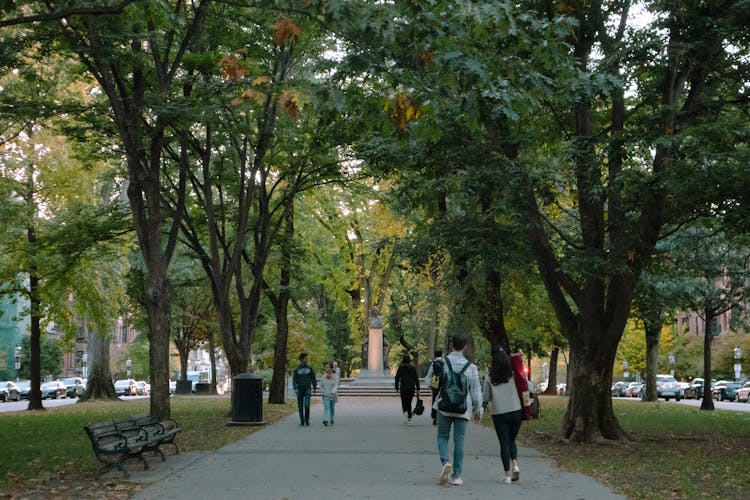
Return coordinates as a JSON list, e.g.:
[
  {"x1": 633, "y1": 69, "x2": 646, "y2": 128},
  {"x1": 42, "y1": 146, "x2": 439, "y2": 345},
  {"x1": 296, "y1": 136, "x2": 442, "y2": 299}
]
[
  {"x1": 433, "y1": 336, "x2": 482, "y2": 486},
  {"x1": 320, "y1": 363, "x2": 339, "y2": 426},
  {"x1": 395, "y1": 354, "x2": 420, "y2": 425},
  {"x1": 332, "y1": 361, "x2": 341, "y2": 377},
  {"x1": 424, "y1": 349, "x2": 443, "y2": 426},
  {"x1": 483, "y1": 347, "x2": 523, "y2": 484},
  {"x1": 293, "y1": 353, "x2": 317, "y2": 426}
]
